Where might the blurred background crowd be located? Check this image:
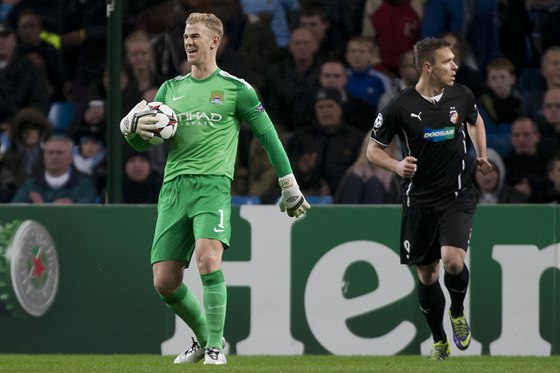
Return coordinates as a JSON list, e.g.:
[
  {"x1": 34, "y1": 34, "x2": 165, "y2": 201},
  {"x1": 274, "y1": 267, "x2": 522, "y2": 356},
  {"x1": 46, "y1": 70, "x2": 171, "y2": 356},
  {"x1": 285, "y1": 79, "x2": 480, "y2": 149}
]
[{"x1": 0, "y1": 0, "x2": 559, "y2": 205}]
